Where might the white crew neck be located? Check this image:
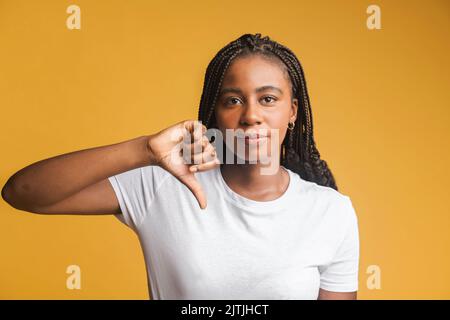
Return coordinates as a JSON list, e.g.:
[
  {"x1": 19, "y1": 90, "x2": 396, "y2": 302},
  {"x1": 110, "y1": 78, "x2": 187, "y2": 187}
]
[{"x1": 215, "y1": 165, "x2": 297, "y2": 213}]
